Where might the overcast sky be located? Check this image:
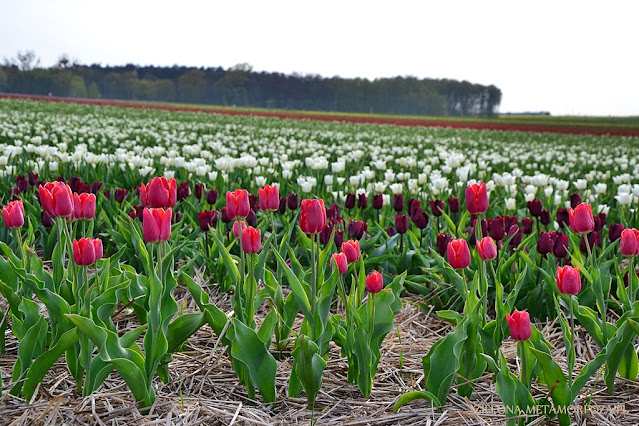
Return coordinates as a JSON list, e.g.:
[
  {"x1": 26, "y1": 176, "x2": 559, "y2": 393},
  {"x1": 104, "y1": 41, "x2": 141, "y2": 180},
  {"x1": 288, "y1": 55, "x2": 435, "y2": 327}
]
[{"x1": 2, "y1": 0, "x2": 638, "y2": 116}]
